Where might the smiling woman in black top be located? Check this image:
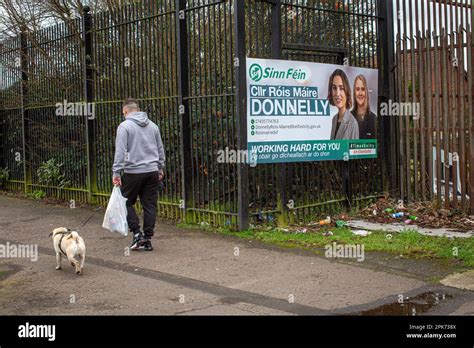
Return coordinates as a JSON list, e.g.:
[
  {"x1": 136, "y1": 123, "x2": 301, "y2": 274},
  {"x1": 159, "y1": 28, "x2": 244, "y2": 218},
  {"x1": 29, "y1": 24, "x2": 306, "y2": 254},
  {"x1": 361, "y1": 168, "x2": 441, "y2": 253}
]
[{"x1": 352, "y1": 74, "x2": 376, "y2": 139}]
